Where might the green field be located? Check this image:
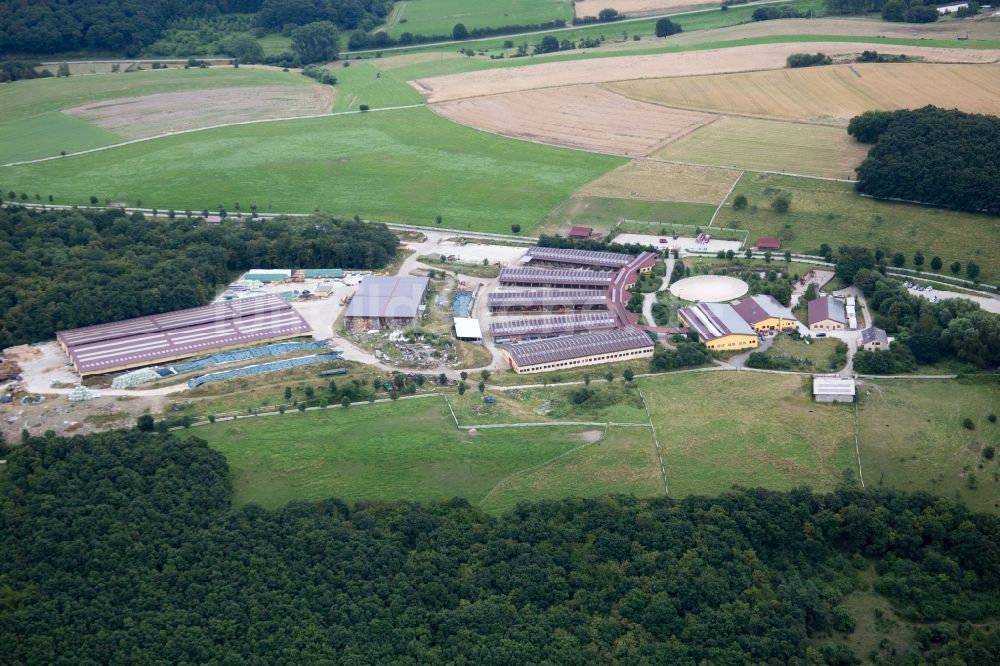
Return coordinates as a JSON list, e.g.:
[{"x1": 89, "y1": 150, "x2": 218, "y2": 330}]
[
  {"x1": 329, "y1": 61, "x2": 424, "y2": 111},
  {"x1": 0, "y1": 106, "x2": 623, "y2": 232},
  {"x1": 540, "y1": 195, "x2": 716, "y2": 235},
  {"x1": 192, "y1": 397, "x2": 660, "y2": 511},
  {"x1": 858, "y1": 378, "x2": 1000, "y2": 514},
  {"x1": 0, "y1": 67, "x2": 316, "y2": 163},
  {"x1": 641, "y1": 371, "x2": 857, "y2": 496},
  {"x1": 720, "y1": 173, "x2": 1000, "y2": 283},
  {"x1": 757, "y1": 336, "x2": 845, "y2": 372},
  {"x1": 380, "y1": 0, "x2": 572, "y2": 38}
]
